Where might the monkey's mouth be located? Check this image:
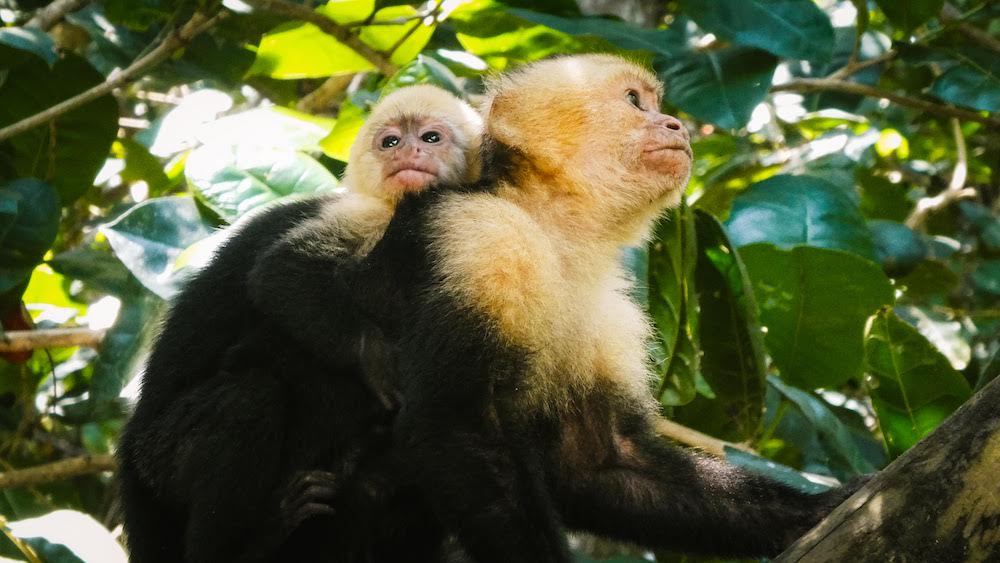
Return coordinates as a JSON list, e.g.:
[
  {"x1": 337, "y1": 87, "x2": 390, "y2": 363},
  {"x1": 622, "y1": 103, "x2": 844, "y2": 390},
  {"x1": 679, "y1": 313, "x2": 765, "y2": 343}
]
[
  {"x1": 389, "y1": 168, "x2": 437, "y2": 189},
  {"x1": 643, "y1": 144, "x2": 692, "y2": 159}
]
